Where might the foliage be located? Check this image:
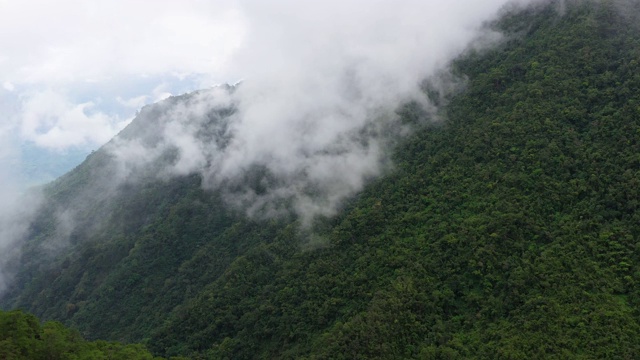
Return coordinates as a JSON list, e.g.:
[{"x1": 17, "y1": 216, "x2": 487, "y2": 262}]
[{"x1": 0, "y1": 309, "x2": 180, "y2": 359}]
